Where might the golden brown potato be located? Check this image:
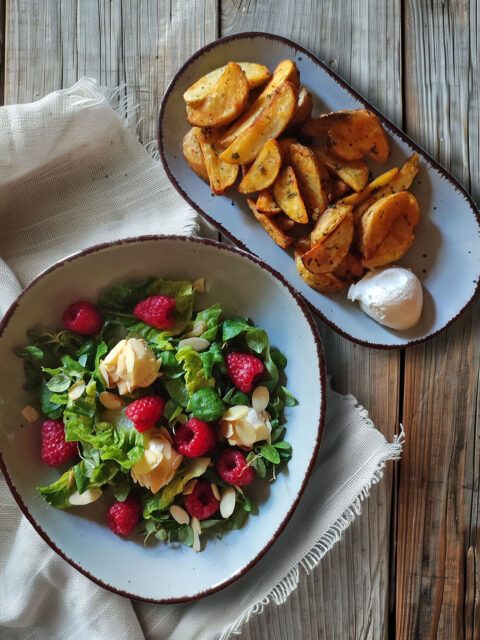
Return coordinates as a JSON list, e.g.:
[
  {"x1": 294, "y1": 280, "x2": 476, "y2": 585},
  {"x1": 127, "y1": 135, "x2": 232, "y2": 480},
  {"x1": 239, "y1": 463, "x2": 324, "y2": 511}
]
[
  {"x1": 329, "y1": 178, "x2": 351, "y2": 201},
  {"x1": 303, "y1": 208, "x2": 354, "y2": 273},
  {"x1": 238, "y1": 139, "x2": 283, "y2": 193},
  {"x1": 358, "y1": 191, "x2": 420, "y2": 260},
  {"x1": 273, "y1": 165, "x2": 309, "y2": 224},
  {"x1": 182, "y1": 128, "x2": 209, "y2": 182},
  {"x1": 186, "y1": 62, "x2": 249, "y2": 128},
  {"x1": 302, "y1": 109, "x2": 390, "y2": 163},
  {"x1": 294, "y1": 249, "x2": 347, "y2": 293},
  {"x1": 246, "y1": 198, "x2": 294, "y2": 248},
  {"x1": 290, "y1": 86, "x2": 314, "y2": 125},
  {"x1": 340, "y1": 167, "x2": 399, "y2": 208},
  {"x1": 352, "y1": 154, "x2": 419, "y2": 224},
  {"x1": 333, "y1": 251, "x2": 365, "y2": 283},
  {"x1": 183, "y1": 62, "x2": 271, "y2": 106},
  {"x1": 310, "y1": 203, "x2": 352, "y2": 244},
  {"x1": 256, "y1": 188, "x2": 281, "y2": 214},
  {"x1": 220, "y1": 81, "x2": 297, "y2": 165},
  {"x1": 219, "y1": 59, "x2": 300, "y2": 147},
  {"x1": 312, "y1": 146, "x2": 369, "y2": 192},
  {"x1": 279, "y1": 139, "x2": 330, "y2": 220},
  {"x1": 275, "y1": 213, "x2": 296, "y2": 231},
  {"x1": 193, "y1": 127, "x2": 239, "y2": 195}
]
